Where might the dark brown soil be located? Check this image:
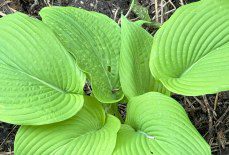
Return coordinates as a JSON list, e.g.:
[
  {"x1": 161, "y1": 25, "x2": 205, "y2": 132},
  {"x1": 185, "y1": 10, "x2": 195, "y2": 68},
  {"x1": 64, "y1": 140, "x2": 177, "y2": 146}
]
[
  {"x1": 0, "y1": 0, "x2": 228, "y2": 155},
  {"x1": 174, "y1": 93, "x2": 229, "y2": 155}
]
